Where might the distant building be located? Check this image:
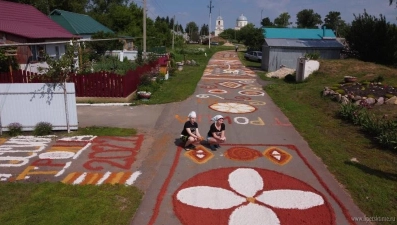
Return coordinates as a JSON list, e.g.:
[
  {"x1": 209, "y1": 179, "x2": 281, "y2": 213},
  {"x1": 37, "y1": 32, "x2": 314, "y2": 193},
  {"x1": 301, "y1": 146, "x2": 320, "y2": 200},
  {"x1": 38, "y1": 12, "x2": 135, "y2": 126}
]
[
  {"x1": 49, "y1": 9, "x2": 114, "y2": 40},
  {"x1": 262, "y1": 27, "x2": 344, "y2": 72},
  {"x1": 235, "y1": 14, "x2": 248, "y2": 30},
  {"x1": 214, "y1": 16, "x2": 224, "y2": 37}
]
